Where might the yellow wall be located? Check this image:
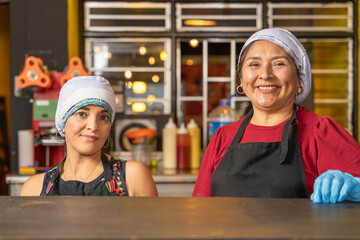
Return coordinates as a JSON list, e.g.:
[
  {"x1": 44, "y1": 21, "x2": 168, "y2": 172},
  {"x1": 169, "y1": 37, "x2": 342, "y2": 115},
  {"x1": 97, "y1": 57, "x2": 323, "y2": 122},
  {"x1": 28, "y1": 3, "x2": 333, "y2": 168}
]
[
  {"x1": 68, "y1": 0, "x2": 80, "y2": 59},
  {"x1": 0, "y1": 5, "x2": 11, "y2": 143}
]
